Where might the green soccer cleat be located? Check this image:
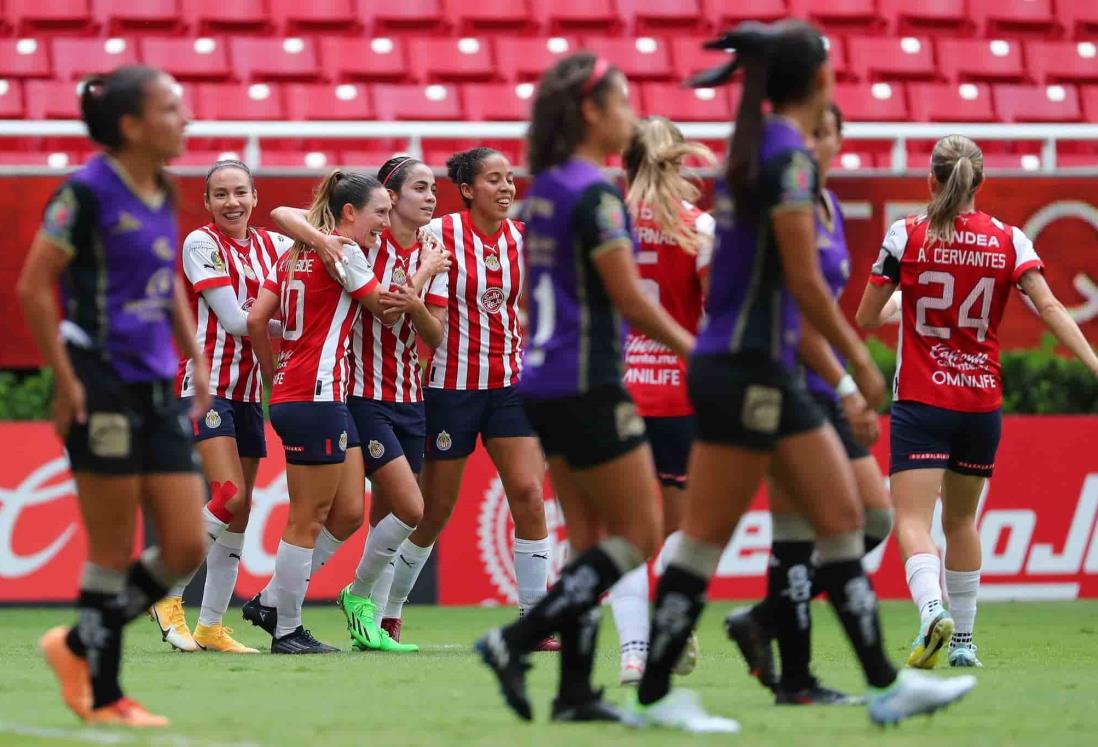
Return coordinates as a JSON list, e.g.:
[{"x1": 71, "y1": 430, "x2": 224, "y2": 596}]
[
  {"x1": 949, "y1": 643, "x2": 983, "y2": 668},
  {"x1": 906, "y1": 610, "x2": 954, "y2": 669},
  {"x1": 337, "y1": 585, "x2": 419, "y2": 653}
]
